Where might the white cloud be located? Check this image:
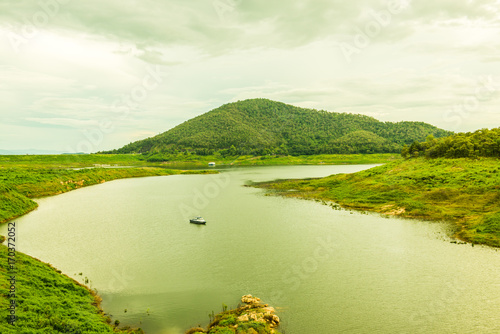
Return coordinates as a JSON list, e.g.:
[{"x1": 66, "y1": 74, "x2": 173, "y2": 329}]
[{"x1": 1, "y1": 0, "x2": 500, "y2": 151}]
